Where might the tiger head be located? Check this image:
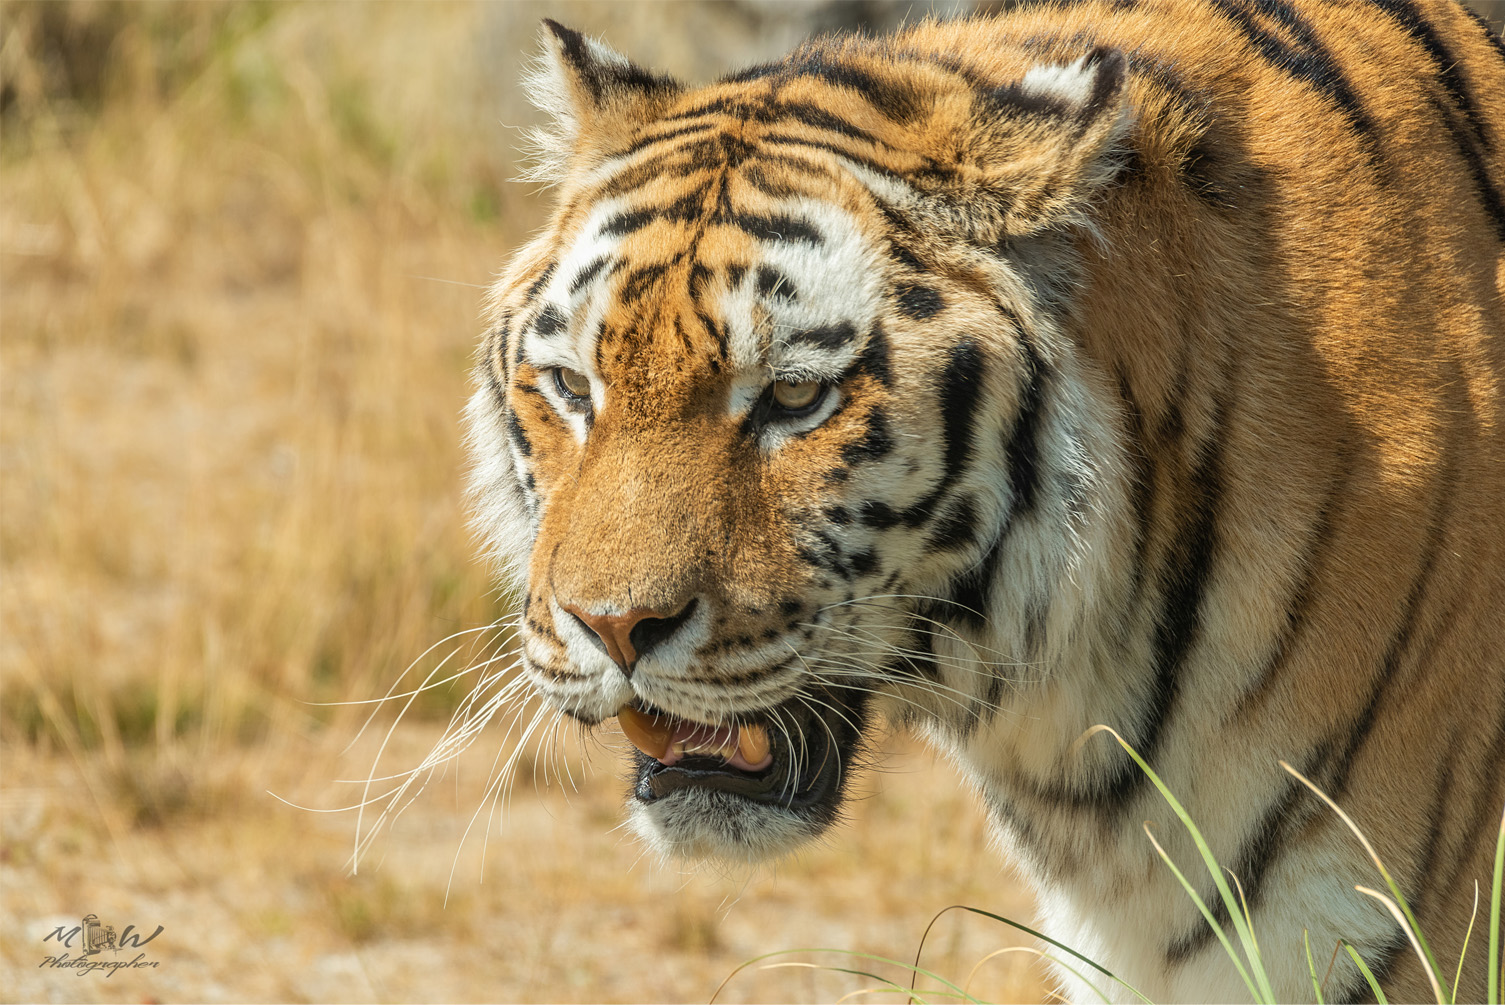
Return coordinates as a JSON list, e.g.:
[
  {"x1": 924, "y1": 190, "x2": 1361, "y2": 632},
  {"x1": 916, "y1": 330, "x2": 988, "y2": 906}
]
[{"x1": 467, "y1": 21, "x2": 1134, "y2": 860}]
